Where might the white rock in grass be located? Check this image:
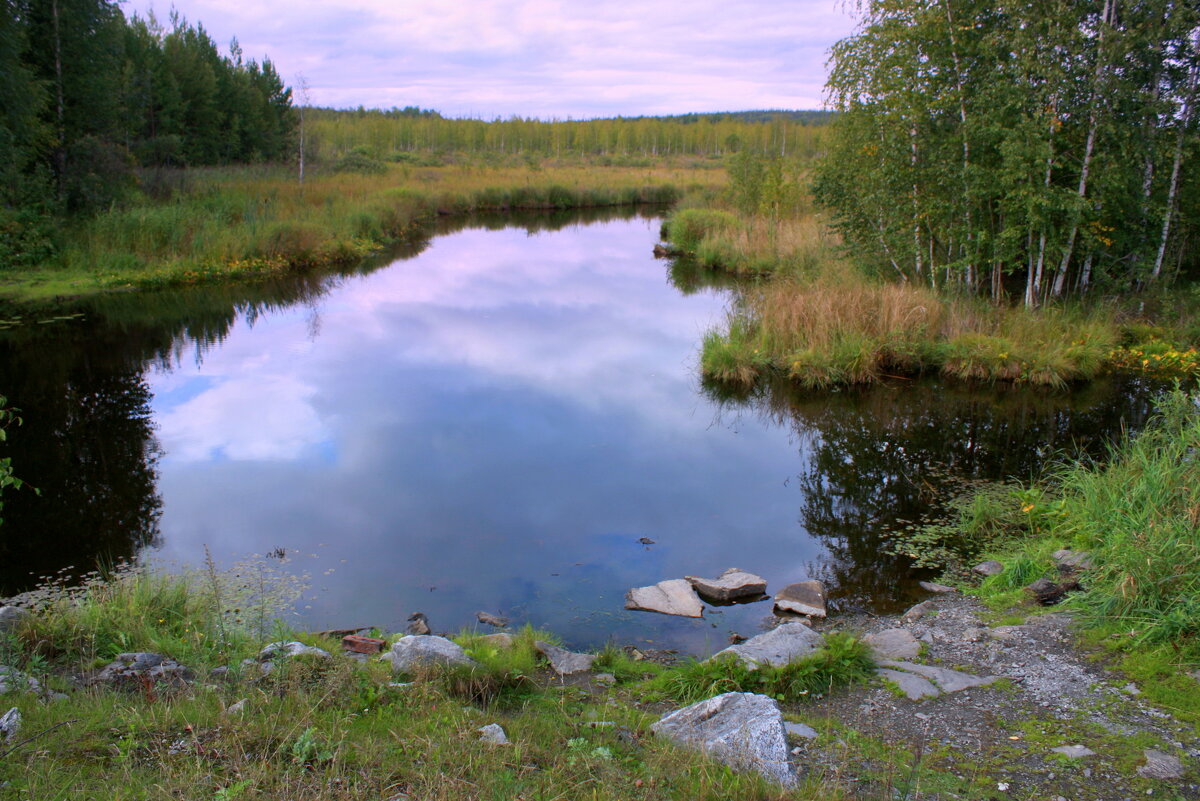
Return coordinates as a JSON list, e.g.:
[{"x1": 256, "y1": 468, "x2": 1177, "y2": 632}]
[
  {"x1": 534, "y1": 641, "x2": 596, "y2": 675},
  {"x1": 651, "y1": 692, "x2": 795, "y2": 787},
  {"x1": 258, "y1": 641, "x2": 332, "y2": 660},
  {"x1": 477, "y1": 723, "x2": 509, "y2": 745},
  {"x1": 380, "y1": 635, "x2": 477, "y2": 672},
  {"x1": 710, "y1": 622, "x2": 825, "y2": 669},
  {"x1": 0, "y1": 707, "x2": 18, "y2": 742}
]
